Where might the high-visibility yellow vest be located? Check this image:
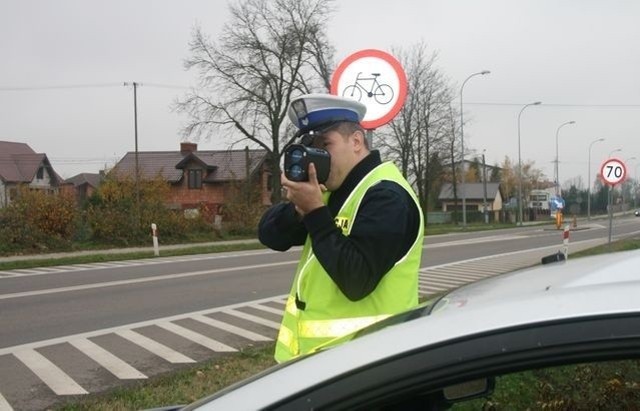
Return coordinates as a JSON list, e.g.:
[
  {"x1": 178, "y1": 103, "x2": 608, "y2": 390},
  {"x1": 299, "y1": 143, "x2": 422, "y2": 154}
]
[{"x1": 275, "y1": 162, "x2": 424, "y2": 363}]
